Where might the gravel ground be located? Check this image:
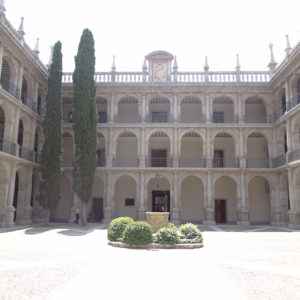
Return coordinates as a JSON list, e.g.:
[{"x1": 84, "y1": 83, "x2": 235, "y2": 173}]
[{"x1": 0, "y1": 224, "x2": 299, "y2": 300}]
